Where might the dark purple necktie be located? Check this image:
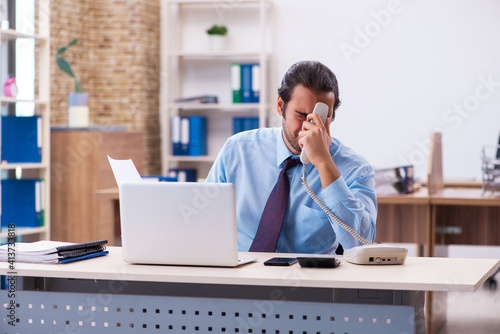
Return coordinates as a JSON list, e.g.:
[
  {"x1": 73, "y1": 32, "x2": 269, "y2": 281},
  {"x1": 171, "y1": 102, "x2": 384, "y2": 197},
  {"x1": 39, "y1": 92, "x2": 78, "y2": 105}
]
[{"x1": 250, "y1": 158, "x2": 301, "y2": 252}]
